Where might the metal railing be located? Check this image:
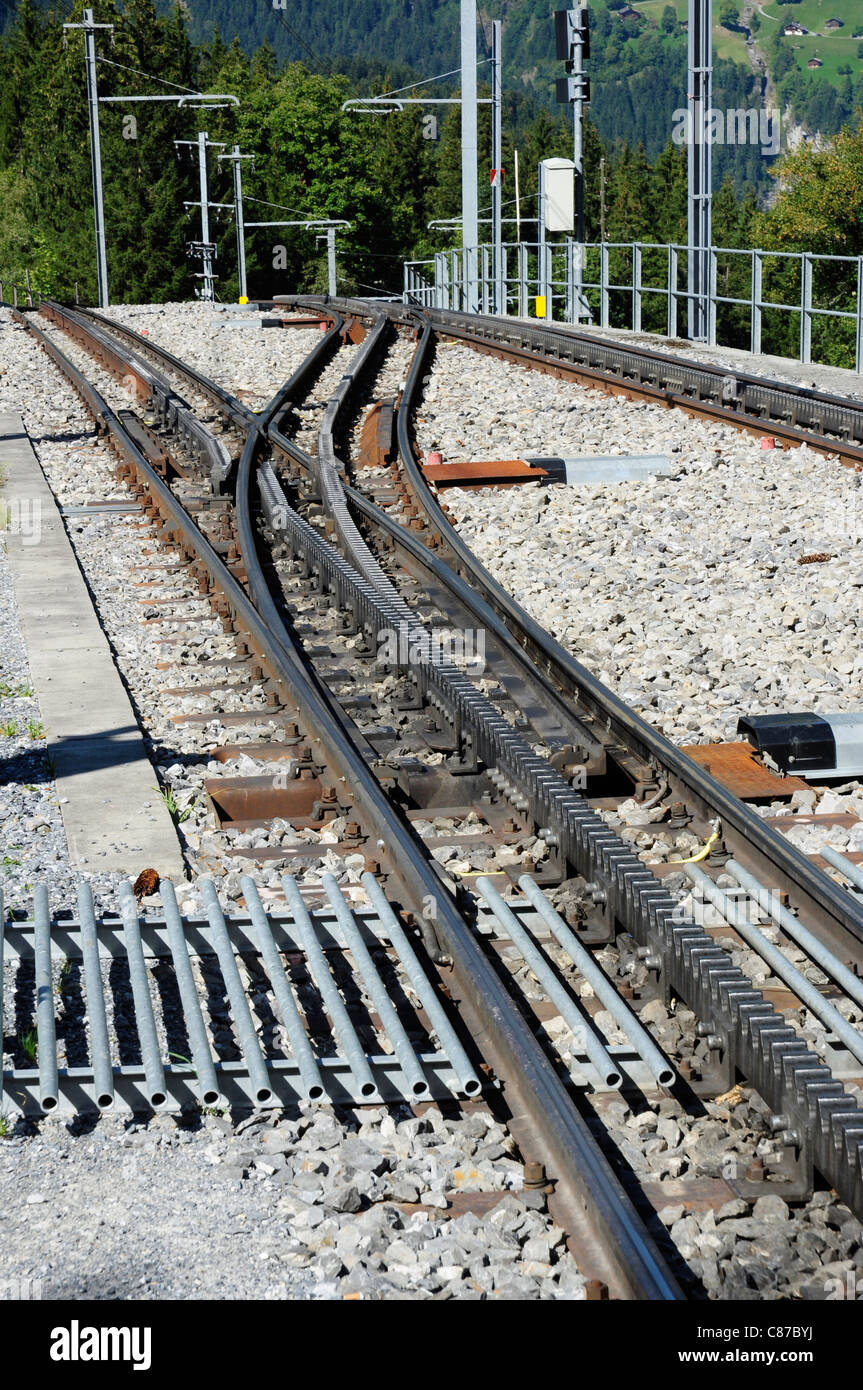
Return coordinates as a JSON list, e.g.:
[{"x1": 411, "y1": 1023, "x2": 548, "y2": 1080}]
[
  {"x1": 0, "y1": 270, "x2": 81, "y2": 309},
  {"x1": 404, "y1": 240, "x2": 863, "y2": 373}
]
